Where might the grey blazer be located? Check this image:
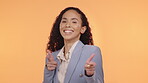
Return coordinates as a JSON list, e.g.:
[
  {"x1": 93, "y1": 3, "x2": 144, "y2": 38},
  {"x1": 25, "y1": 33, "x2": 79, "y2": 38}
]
[{"x1": 43, "y1": 41, "x2": 104, "y2": 83}]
